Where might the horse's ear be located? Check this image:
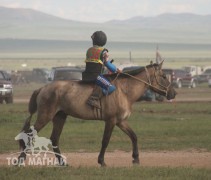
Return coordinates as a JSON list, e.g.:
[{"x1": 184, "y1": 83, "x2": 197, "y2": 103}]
[{"x1": 159, "y1": 60, "x2": 164, "y2": 69}]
